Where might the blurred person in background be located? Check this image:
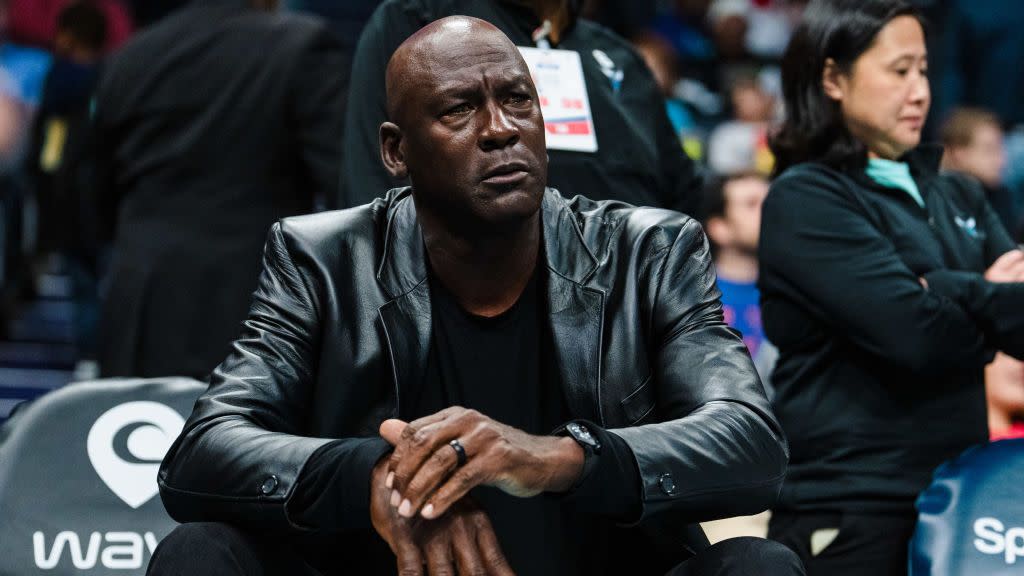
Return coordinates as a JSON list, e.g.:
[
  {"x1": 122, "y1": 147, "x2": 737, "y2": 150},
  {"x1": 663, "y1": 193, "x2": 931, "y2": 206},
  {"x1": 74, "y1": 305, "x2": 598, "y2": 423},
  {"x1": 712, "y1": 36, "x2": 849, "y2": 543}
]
[
  {"x1": 25, "y1": 0, "x2": 106, "y2": 360},
  {"x1": 760, "y1": 0, "x2": 1024, "y2": 573},
  {"x1": 632, "y1": 32, "x2": 705, "y2": 161},
  {"x1": 986, "y1": 352, "x2": 1024, "y2": 441},
  {"x1": 92, "y1": 0, "x2": 344, "y2": 379},
  {"x1": 927, "y1": 0, "x2": 1024, "y2": 221},
  {"x1": 707, "y1": 75, "x2": 775, "y2": 175},
  {"x1": 649, "y1": 0, "x2": 723, "y2": 121},
  {"x1": 941, "y1": 107, "x2": 1018, "y2": 238},
  {"x1": 29, "y1": 0, "x2": 106, "y2": 265},
  {"x1": 707, "y1": 0, "x2": 804, "y2": 62},
  {"x1": 341, "y1": 0, "x2": 703, "y2": 215},
  {"x1": 701, "y1": 172, "x2": 768, "y2": 360}
]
